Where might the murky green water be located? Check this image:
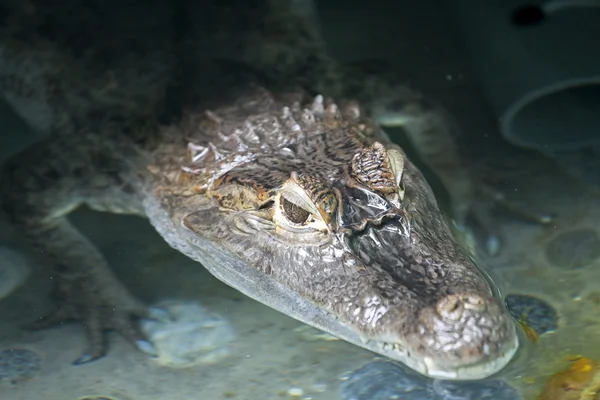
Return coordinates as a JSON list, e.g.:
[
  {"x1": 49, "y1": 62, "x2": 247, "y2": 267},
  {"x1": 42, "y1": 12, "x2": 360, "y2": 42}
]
[{"x1": 1, "y1": 1, "x2": 600, "y2": 399}]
